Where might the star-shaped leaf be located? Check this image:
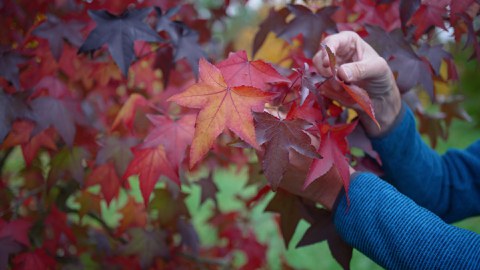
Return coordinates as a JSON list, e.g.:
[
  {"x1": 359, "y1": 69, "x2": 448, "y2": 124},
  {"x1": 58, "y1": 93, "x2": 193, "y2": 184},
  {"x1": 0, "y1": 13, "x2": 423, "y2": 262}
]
[
  {"x1": 0, "y1": 48, "x2": 26, "y2": 90},
  {"x1": 252, "y1": 7, "x2": 289, "y2": 57},
  {"x1": 95, "y1": 136, "x2": 137, "y2": 176},
  {"x1": 32, "y1": 14, "x2": 84, "y2": 60},
  {"x1": 216, "y1": 50, "x2": 289, "y2": 90},
  {"x1": 168, "y1": 58, "x2": 274, "y2": 168},
  {"x1": 155, "y1": 6, "x2": 181, "y2": 42},
  {"x1": 78, "y1": 8, "x2": 162, "y2": 75},
  {"x1": 196, "y1": 174, "x2": 218, "y2": 206},
  {"x1": 122, "y1": 228, "x2": 169, "y2": 268},
  {"x1": 278, "y1": 5, "x2": 338, "y2": 57},
  {"x1": 123, "y1": 145, "x2": 179, "y2": 206},
  {"x1": 254, "y1": 112, "x2": 320, "y2": 190},
  {"x1": 265, "y1": 188, "x2": 303, "y2": 247},
  {"x1": 143, "y1": 114, "x2": 195, "y2": 171},
  {"x1": 408, "y1": 2, "x2": 447, "y2": 40},
  {"x1": 297, "y1": 209, "x2": 352, "y2": 270},
  {"x1": 172, "y1": 23, "x2": 206, "y2": 78},
  {"x1": 306, "y1": 122, "x2": 357, "y2": 197},
  {"x1": 0, "y1": 90, "x2": 31, "y2": 144},
  {"x1": 86, "y1": 163, "x2": 121, "y2": 206}
]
